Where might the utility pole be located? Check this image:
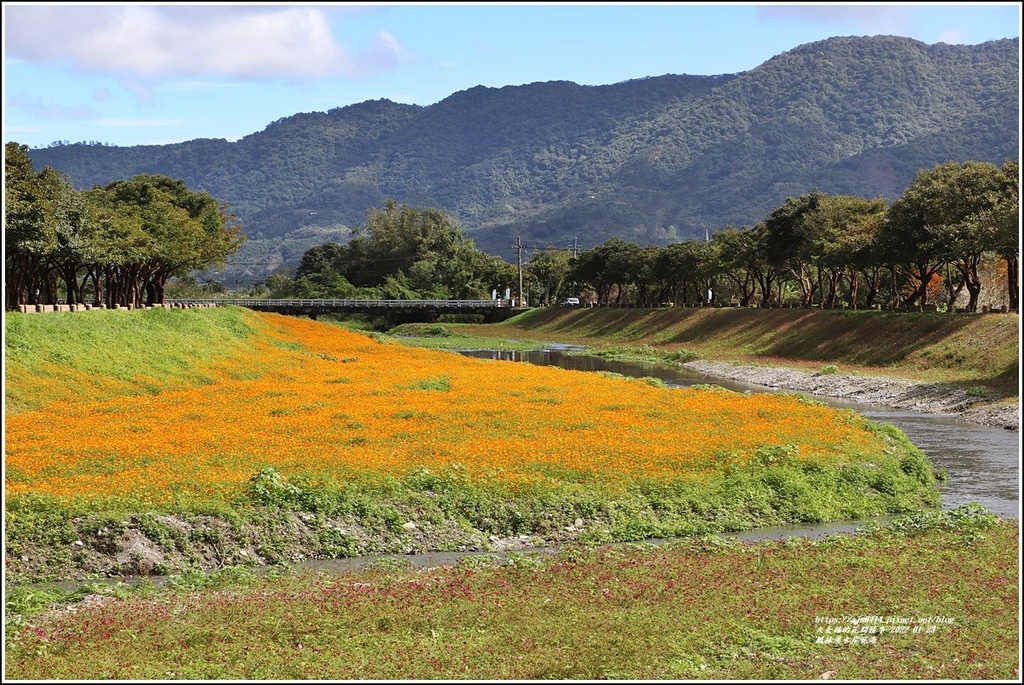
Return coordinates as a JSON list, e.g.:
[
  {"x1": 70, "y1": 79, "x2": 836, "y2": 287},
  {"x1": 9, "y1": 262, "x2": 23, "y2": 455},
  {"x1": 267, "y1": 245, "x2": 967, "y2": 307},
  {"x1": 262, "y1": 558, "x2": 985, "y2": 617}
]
[
  {"x1": 570, "y1": 236, "x2": 579, "y2": 303},
  {"x1": 516, "y1": 236, "x2": 524, "y2": 308},
  {"x1": 705, "y1": 229, "x2": 713, "y2": 305}
]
